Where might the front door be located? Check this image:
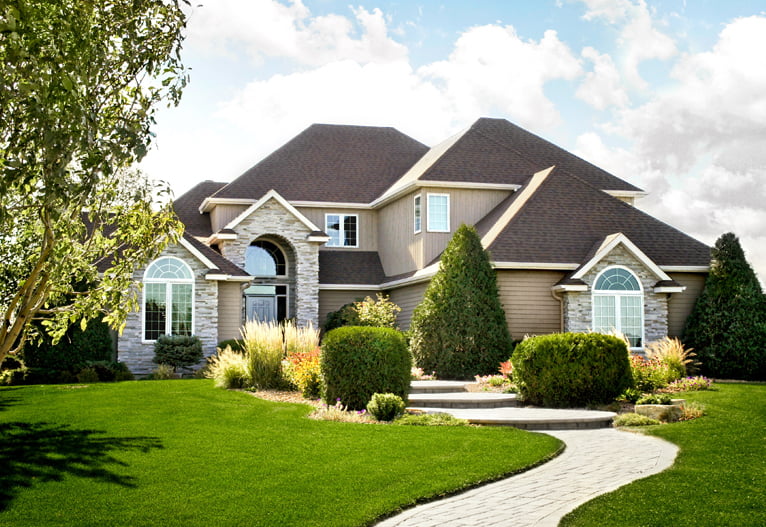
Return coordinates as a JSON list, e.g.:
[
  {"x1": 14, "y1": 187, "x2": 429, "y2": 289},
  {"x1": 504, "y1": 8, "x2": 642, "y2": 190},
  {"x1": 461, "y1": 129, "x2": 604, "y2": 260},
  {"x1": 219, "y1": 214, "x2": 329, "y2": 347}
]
[{"x1": 246, "y1": 295, "x2": 276, "y2": 323}]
